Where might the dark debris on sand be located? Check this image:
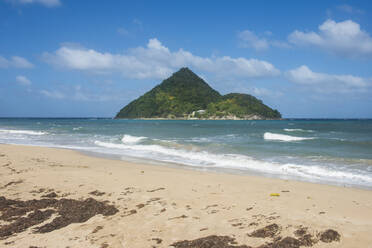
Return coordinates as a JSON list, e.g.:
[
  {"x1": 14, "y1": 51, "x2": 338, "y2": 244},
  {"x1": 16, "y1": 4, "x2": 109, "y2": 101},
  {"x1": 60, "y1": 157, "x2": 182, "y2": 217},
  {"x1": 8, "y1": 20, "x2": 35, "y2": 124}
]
[
  {"x1": 298, "y1": 234, "x2": 315, "y2": 247},
  {"x1": 35, "y1": 198, "x2": 118, "y2": 233},
  {"x1": 171, "y1": 235, "x2": 252, "y2": 248},
  {"x1": 293, "y1": 227, "x2": 316, "y2": 247},
  {"x1": 1, "y1": 180, "x2": 23, "y2": 189},
  {"x1": 0, "y1": 196, "x2": 118, "y2": 238},
  {"x1": 152, "y1": 237, "x2": 163, "y2": 244},
  {"x1": 171, "y1": 225, "x2": 341, "y2": 248},
  {"x1": 319, "y1": 229, "x2": 340, "y2": 243},
  {"x1": 258, "y1": 237, "x2": 301, "y2": 248},
  {"x1": 89, "y1": 190, "x2": 106, "y2": 196},
  {"x1": 171, "y1": 235, "x2": 307, "y2": 248},
  {"x1": 41, "y1": 192, "x2": 58, "y2": 198},
  {"x1": 293, "y1": 227, "x2": 307, "y2": 238},
  {"x1": 249, "y1": 224, "x2": 280, "y2": 238},
  {"x1": 0, "y1": 209, "x2": 55, "y2": 238},
  {"x1": 147, "y1": 187, "x2": 165, "y2": 193}
]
